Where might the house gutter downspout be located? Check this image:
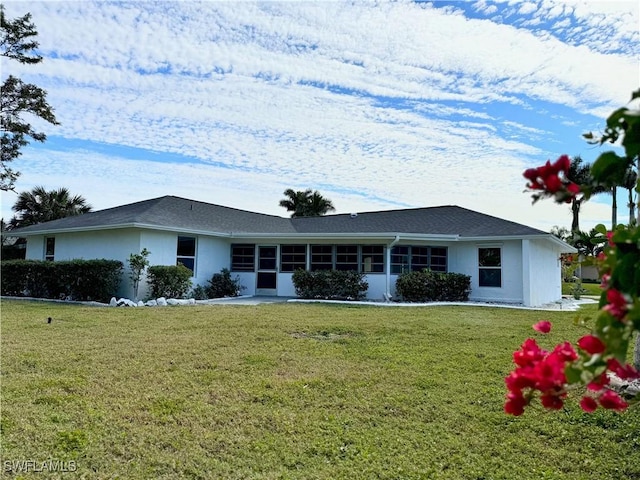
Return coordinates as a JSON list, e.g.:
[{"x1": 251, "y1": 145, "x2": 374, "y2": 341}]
[{"x1": 384, "y1": 235, "x2": 401, "y2": 301}]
